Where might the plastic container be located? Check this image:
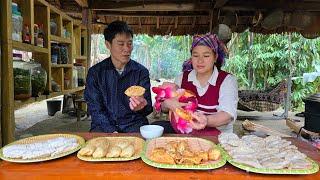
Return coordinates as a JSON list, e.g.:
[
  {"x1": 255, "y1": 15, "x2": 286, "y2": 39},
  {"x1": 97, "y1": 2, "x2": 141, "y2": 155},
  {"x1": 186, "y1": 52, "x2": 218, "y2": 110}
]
[
  {"x1": 13, "y1": 53, "x2": 32, "y2": 100},
  {"x1": 51, "y1": 43, "x2": 60, "y2": 64},
  {"x1": 37, "y1": 24, "x2": 45, "y2": 47},
  {"x1": 60, "y1": 45, "x2": 69, "y2": 64},
  {"x1": 72, "y1": 67, "x2": 78, "y2": 88},
  {"x1": 74, "y1": 64, "x2": 86, "y2": 86},
  {"x1": 22, "y1": 25, "x2": 31, "y2": 44},
  {"x1": 50, "y1": 20, "x2": 57, "y2": 35},
  {"x1": 28, "y1": 60, "x2": 47, "y2": 97},
  {"x1": 47, "y1": 100, "x2": 62, "y2": 116},
  {"x1": 64, "y1": 77, "x2": 70, "y2": 89},
  {"x1": 12, "y1": 3, "x2": 23, "y2": 42}
]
